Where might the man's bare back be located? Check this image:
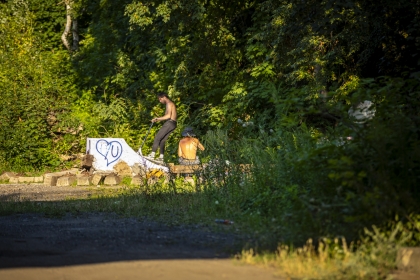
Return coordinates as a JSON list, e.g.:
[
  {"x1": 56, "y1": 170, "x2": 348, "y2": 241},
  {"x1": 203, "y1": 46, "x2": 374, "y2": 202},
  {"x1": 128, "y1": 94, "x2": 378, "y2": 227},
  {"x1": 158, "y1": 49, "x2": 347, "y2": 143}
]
[{"x1": 178, "y1": 137, "x2": 205, "y2": 160}]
